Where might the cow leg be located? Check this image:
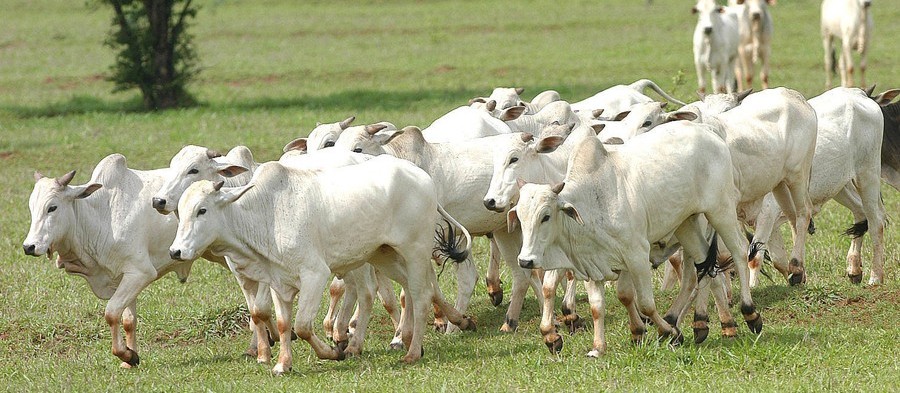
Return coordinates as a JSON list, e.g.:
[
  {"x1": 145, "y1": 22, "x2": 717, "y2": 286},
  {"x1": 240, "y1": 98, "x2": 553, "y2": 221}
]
[
  {"x1": 561, "y1": 270, "x2": 583, "y2": 334},
  {"x1": 374, "y1": 269, "x2": 401, "y2": 331},
  {"x1": 840, "y1": 39, "x2": 852, "y2": 87},
  {"x1": 855, "y1": 171, "x2": 887, "y2": 285},
  {"x1": 771, "y1": 182, "x2": 809, "y2": 285},
  {"x1": 585, "y1": 280, "x2": 606, "y2": 357},
  {"x1": 251, "y1": 283, "x2": 274, "y2": 364},
  {"x1": 823, "y1": 35, "x2": 834, "y2": 88},
  {"x1": 388, "y1": 289, "x2": 409, "y2": 350},
  {"x1": 711, "y1": 273, "x2": 737, "y2": 338},
  {"x1": 228, "y1": 261, "x2": 275, "y2": 358},
  {"x1": 290, "y1": 271, "x2": 344, "y2": 367},
  {"x1": 615, "y1": 272, "x2": 645, "y2": 344},
  {"x1": 748, "y1": 196, "x2": 786, "y2": 287},
  {"x1": 664, "y1": 216, "x2": 709, "y2": 327},
  {"x1": 833, "y1": 187, "x2": 867, "y2": 283},
  {"x1": 323, "y1": 277, "x2": 345, "y2": 342},
  {"x1": 696, "y1": 58, "x2": 707, "y2": 94},
  {"x1": 485, "y1": 236, "x2": 504, "y2": 307},
  {"x1": 661, "y1": 249, "x2": 683, "y2": 291},
  {"x1": 345, "y1": 267, "x2": 376, "y2": 356},
  {"x1": 105, "y1": 272, "x2": 155, "y2": 368},
  {"x1": 494, "y1": 230, "x2": 539, "y2": 333},
  {"x1": 759, "y1": 42, "x2": 771, "y2": 88},
  {"x1": 627, "y1": 255, "x2": 682, "y2": 344},
  {"x1": 735, "y1": 45, "x2": 750, "y2": 91},
  {"x1": 122, "y1": 301, "x2": 137, "y2": 356},
  {"x1": 428, "y1": 268, "x2": 476, "y2": 333},
  {"x1": 332, "y1": 278, "x2": 357, "y2": 346},
  {"x1": 445, "y1": 258, "x2": 478, "y2": 333},
  {"x1": 539, "y1": 269, "x2": 564, "y2": 354},
  {"x1": 270, "y1": 290, "x2": 295, "y2": 375},
  {"x1": 706, "y1": 206, "x2": 761, "y2": 335}
]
